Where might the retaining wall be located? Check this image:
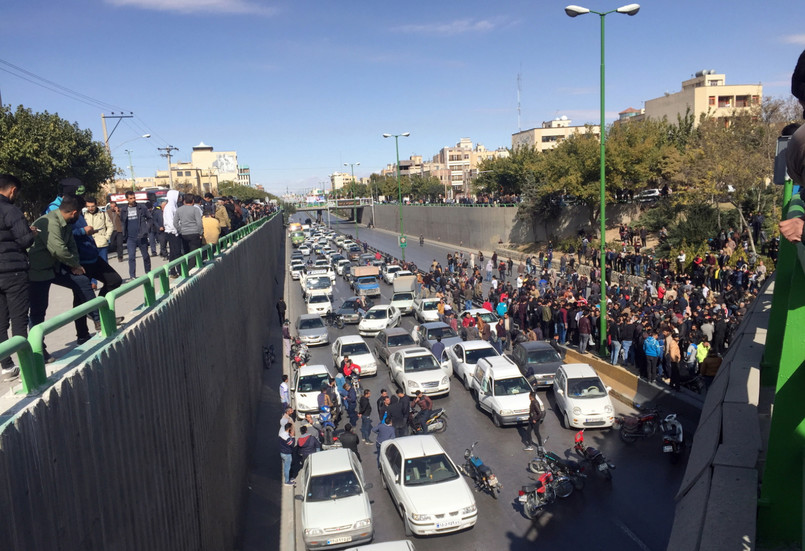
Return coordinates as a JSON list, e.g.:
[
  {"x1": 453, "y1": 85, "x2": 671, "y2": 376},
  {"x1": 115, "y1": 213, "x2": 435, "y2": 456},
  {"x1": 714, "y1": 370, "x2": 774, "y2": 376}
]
[
  {"x1": 361, "y1": 203, "x2": 642, "y2": 249},
  {"x1": 0, "y1": 216, "x2": 283, "y2": 551}
]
